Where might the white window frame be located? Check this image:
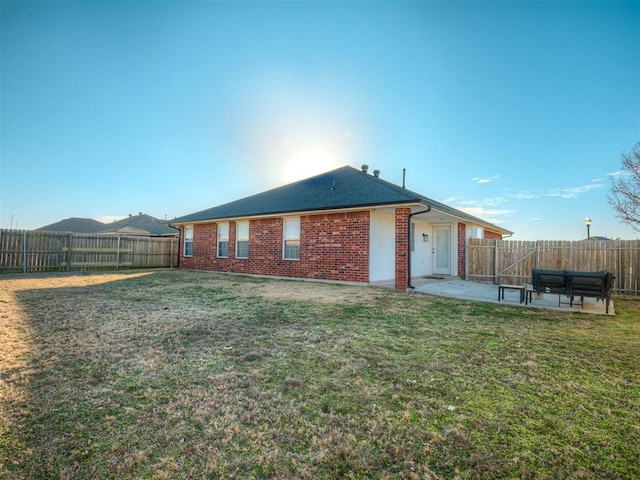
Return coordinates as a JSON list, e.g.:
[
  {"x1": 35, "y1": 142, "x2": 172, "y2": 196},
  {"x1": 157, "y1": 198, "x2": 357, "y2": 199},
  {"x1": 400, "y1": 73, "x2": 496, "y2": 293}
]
[
  {"x1": 283, "y1": 218, "x2": 300, "y2": 260},
  {"x1": 467, "y1": 226, "x2": 484, "y2": 240},
  {"x1": 410, "y1": 222, "x2": 416, "y2": 253},
  {"x1": 217, "y1": 222, "x2": 229, "y2": 258},
  {"x1": 235, "y1": 221, "x2": 249, "y2": 259},
  {"x1": 184, "y1": 225, "x2": 193, "y2": 257}
]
